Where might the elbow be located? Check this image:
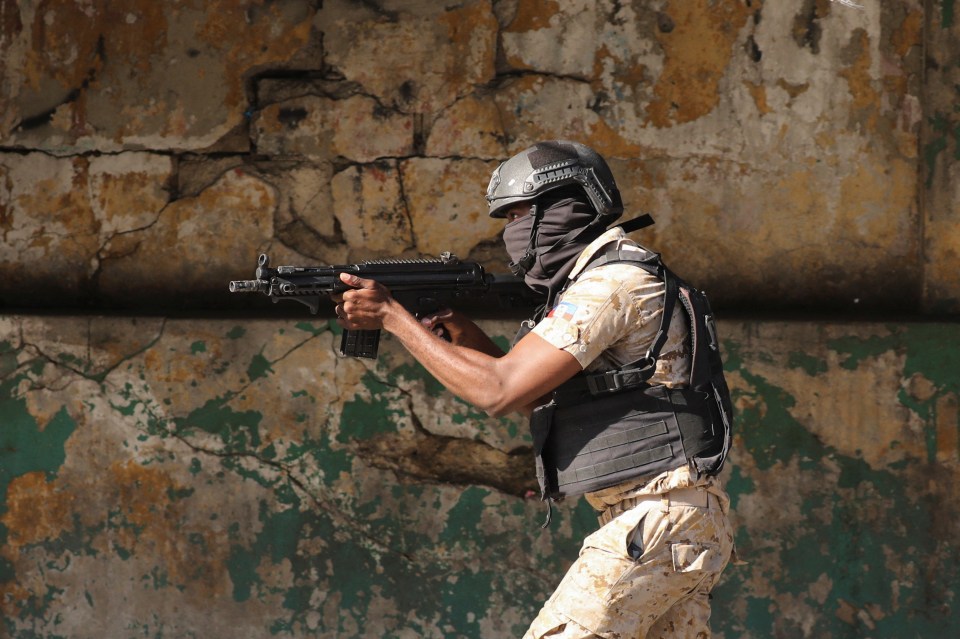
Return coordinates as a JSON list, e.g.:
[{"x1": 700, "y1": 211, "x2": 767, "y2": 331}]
[
  {"x1": 484, "y1": 403, "x2": 511, "y2": 419},
  {"x1": 470, "y1": 361, "x2": 538, "y2": 418},
  {"x1": 483, "y1": 392, "x2": 540, "y2": 419},
  {"x1": 489, "y1": 398, "x2": 539, "y2": 419},
  {"x1": 476, "y1": 389, "x2": 520, "y2": 419}
]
